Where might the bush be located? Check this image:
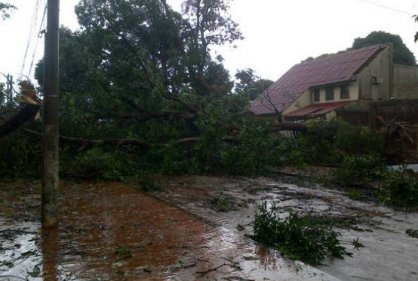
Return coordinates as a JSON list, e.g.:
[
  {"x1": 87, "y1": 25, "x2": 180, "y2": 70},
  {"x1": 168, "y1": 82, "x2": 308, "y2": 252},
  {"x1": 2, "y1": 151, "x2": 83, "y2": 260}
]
[
  {"x1": 379, "y1": 170, "x2": 418, "y2": 209},
  {"x1": 334, "y1": 123, "x2": 384, "y2": 156},
  {"x1": 220, "y1": 120, "x2": 277, "y2": 175},
  {"x1": 63, "y1": 147, "x2": 134, "y2": 180},
  {"x1": 253, "y1": 202, "x2": 352, "y2": 264},
  {"x1": 138, "y1": 173, "x2": 164, "y2": 192},
  {"x1": 161, "y1": 119, "x2": 278, "y2": 176},
  {"x1": 274, "y1": 121, "x2": 384, "y2": 167},
  {"x1": 160, "y1": 142, "x2": 195, "y2": 175},
  {"x1": 334, "y1": 154, "x2": 386, "y2": 185},
  {"x1": 0, "y1": 136, "x2": 42, "y2": 179},
  {"x1": 275, "y1": 121, "x2": 385, "y2": 168}
]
